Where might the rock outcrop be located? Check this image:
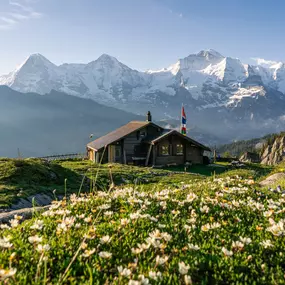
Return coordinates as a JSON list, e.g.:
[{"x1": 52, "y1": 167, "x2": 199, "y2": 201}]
[
  {"x1": 240, "y1": 152, "x2": 260, "y2": 163},
  {"x1": 261, "y1": 136, "x2": 285, "y2": 165},
  {"x1": 0, "y1": 206, "x2": 49, "y2": 224}
]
